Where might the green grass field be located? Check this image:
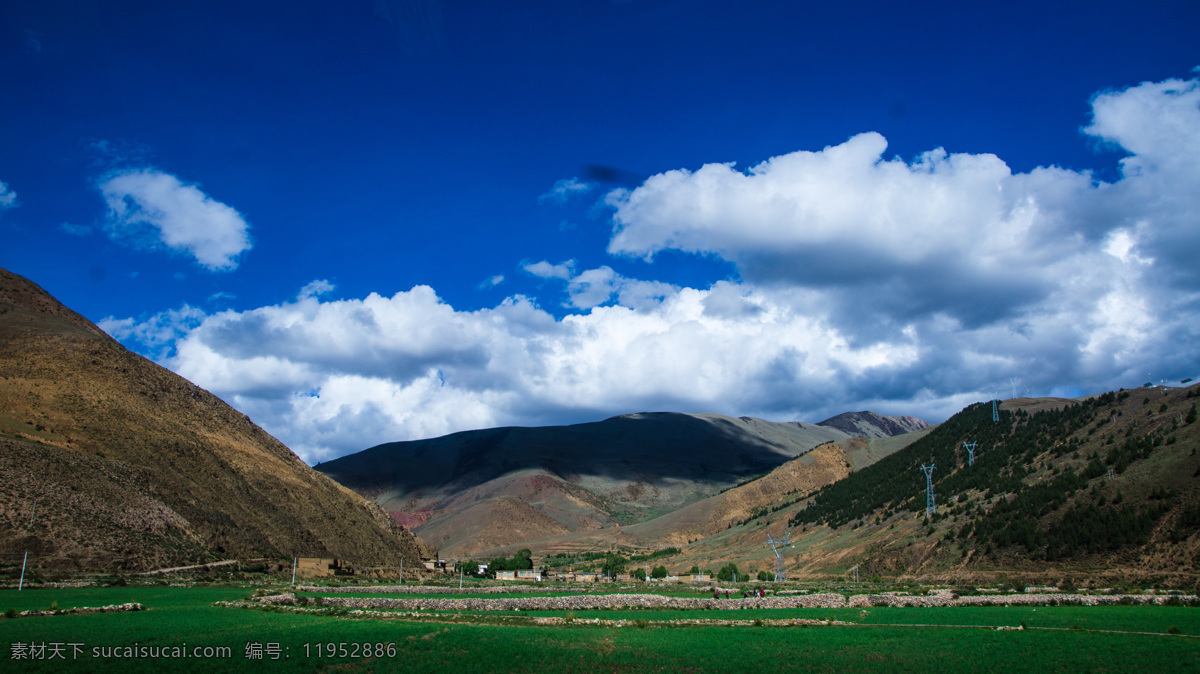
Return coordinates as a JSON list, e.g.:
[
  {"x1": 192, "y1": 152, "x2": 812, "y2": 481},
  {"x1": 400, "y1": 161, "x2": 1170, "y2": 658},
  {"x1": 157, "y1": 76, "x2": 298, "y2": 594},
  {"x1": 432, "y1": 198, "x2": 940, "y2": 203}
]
[{"x1": 2, "y1": 586, "x2": 1197, "y2": 672}]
